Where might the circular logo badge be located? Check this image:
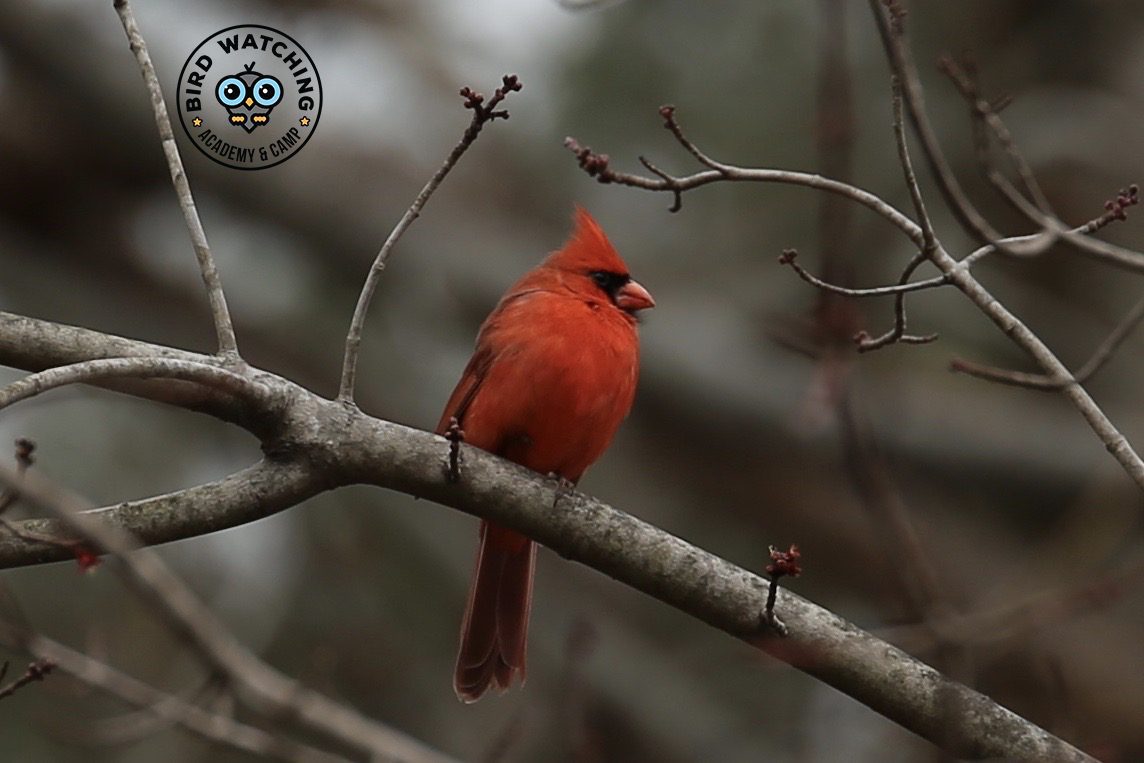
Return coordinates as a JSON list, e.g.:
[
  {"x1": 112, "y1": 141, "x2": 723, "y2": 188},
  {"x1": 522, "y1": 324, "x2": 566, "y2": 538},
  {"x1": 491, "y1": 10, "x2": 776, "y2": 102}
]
[{"x1": 177, "y1": 25, "x2": 321, "y2": 170}]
